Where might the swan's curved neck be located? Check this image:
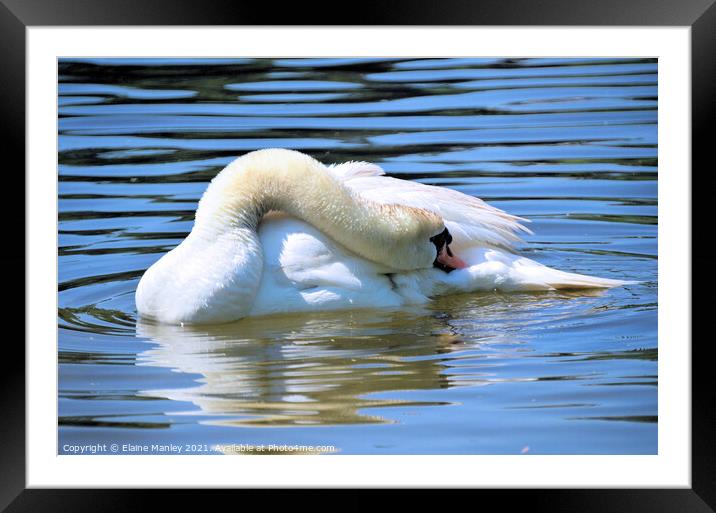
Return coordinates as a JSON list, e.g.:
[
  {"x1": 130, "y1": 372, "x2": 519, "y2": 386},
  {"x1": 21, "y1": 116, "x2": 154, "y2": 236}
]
[
  {"x1": 193, "y1": 149, "x2": 441, "y2": 271},
  {"x1": 136, "y1": 149, "x2": 444, "y2": 324}
]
